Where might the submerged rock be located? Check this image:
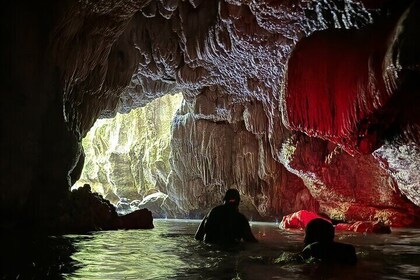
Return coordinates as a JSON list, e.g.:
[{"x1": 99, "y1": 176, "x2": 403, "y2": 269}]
[
  {"x1": 115, "y1": 192, "x2": 182, "y2": 218},
  {"x1": 55, "y1": 184, "x2": 153, "y2": 233},
  {"x1": 336, "y1": 221, "x2": 391, "y2": 234},
  {"x1": 118, "y1": 208, "x2": 154, "y2": 230},
  {"x1": 280, "y1": 210, "x2": 392, "y2": 234},
  {"x1": 279, "y1": 210, "x2": 330, "y2": 230}
]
